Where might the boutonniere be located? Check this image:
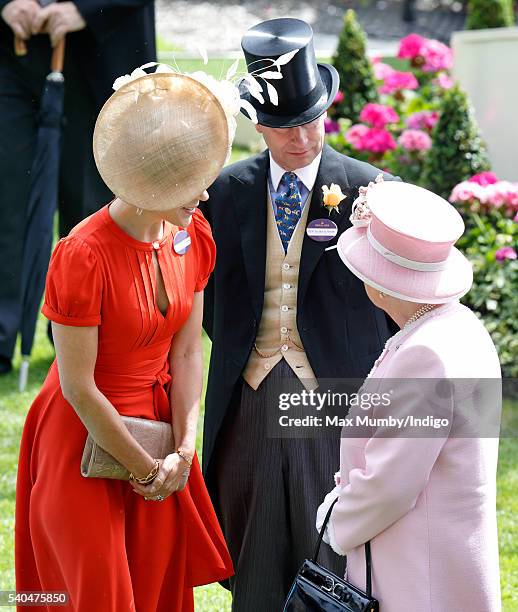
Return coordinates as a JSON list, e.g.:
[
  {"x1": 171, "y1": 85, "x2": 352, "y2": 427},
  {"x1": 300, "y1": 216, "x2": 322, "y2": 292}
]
[{"x1": 322, "y1": 183, "x2": 347, "y2": 215}]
